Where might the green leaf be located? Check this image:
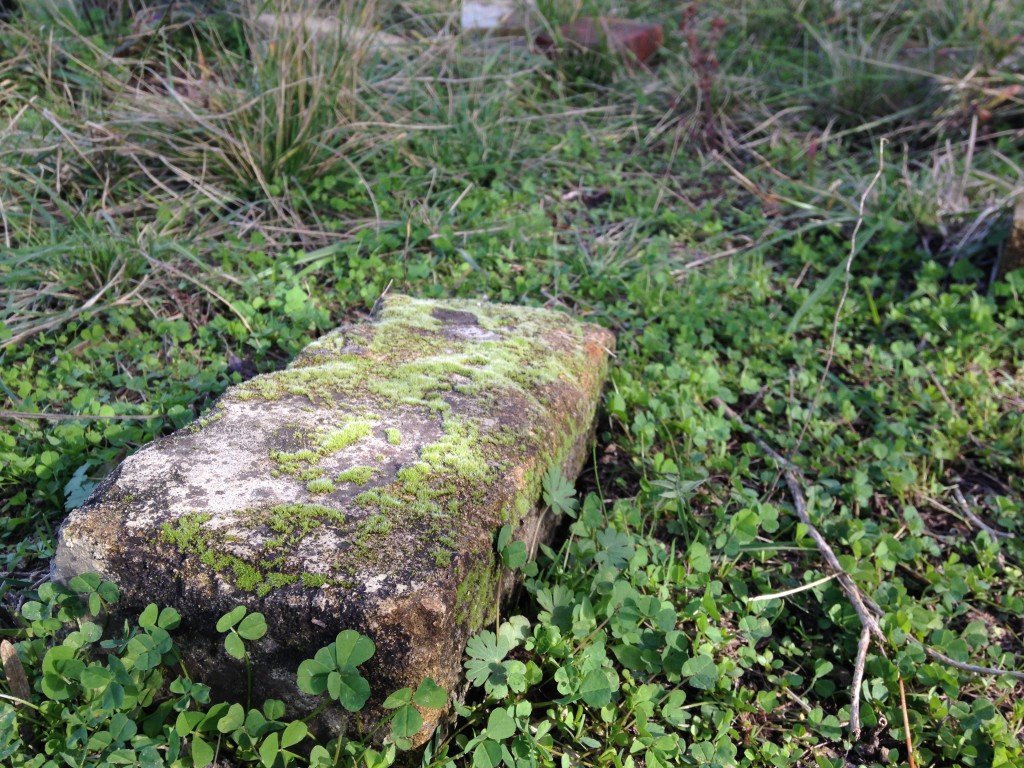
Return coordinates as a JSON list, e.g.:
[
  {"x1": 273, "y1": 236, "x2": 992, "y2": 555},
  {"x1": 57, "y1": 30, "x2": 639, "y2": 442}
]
[
  {"x1": 280, "y1": 720, "x2": 307, "y2": 749},
  {"x1": 496, "y1": 524, "x2": 512, "y2": 553},
  {"x1": 217, "y1": 605, "x2": 247, "y2": 633},
  {"x1": 108, "y1": 713, "x2": 137, "y2": 743},
  {"x1": 464, "y1": 630, "x2": 513, "y2": 688},
  {"x1": 69, "y1": 572, "x2": 100, "y2": 592},
  {"x1": 486, "y1": 708, "x2": 517, "y2": 740},
  {"x1": 382, "y1": 687, "x2": 412, "y2": 709},
  {"x1": 297, "y1": 659, "x2": 331, "y2": 695},
  {"x1": 681, "y1": 653, "x2": 718, "y2": 690},
  {"x1": 158, "y1": 607, "x2": 182, "y2": 630},
  {"x1": 40, "y1": 673, "x2": 74, "y2": 700},
  {"x1": 687, "y1": 542, "x2": 711, "y2": 574},
  {"x1": 500, "y1": 540, "x2": 528, "y2": 570},
  {"x1": 138, "y1": 603, "x2": 159, "y2": 629},
  {"x1": 41, "y1": 644, "x2": 78, "y2": 675},
  {"x1": 543, "y1": 467, "x2": 578, "y2": 518},
  {"x1": 175, "y1": 711, "x2": 205, "y2": 736},
  {"x1": 284, "y1": 286, "x2": 309, "y2": 319},
  {"x1": 309, "y1": 746, "x2": 332, "y2": 767},
  {"x1": 327, "y1": 668, "x2": 371, "y2": 712},
  {"x1": 263, "y1": 699, "x2": 286, "y2": 721},
  {"x1": 80, "y1": 665, "x2": 113, "y2": 689},
  {"x1": 64, "y1": 462, "x2": 97, "y2": 511},
  {"x1": 224, "y1": 632, "x2": 246, "y2": 660},
  {"x1": 473, "y1": 739, "x2": 502, "y2": 768},
  {"x1": 390, "y1": 705, "x2": 423, "y2": 739},
  {"x1": 237, "y1": 612, "x2": 268, "y2": 641},
  {"x1": 661, "y1": 690, "x2": 688, "y2": 728},
  {"x1": 579, "y1": 669, "x2": 613, "y2": 707},
  {"x1": 333, "y1": 630, "x2": 375, "y2": 668},
  {"x1": 412, "y1": 678, "x2": 448, "y2": 708},
  {"x1": 217, "y1": 703, "x2": 245, "y2": 734},
  {"x1": 190, "y1": 735, "x2": 215, "y2": 767},
  {"x1": 259, "y1": 732, "x2": 279, "y2": 768}
]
